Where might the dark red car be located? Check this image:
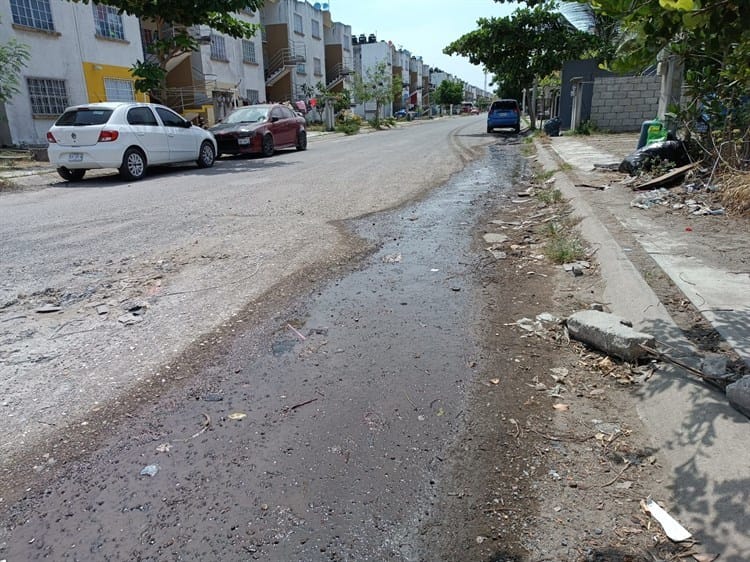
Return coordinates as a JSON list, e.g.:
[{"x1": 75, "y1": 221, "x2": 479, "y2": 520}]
[{"x1": 209, "y1": 104, "x2": 307, "y2": 157}]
